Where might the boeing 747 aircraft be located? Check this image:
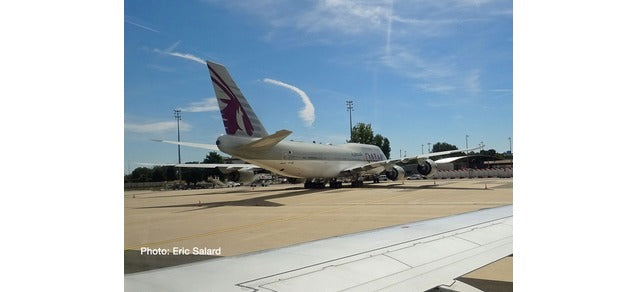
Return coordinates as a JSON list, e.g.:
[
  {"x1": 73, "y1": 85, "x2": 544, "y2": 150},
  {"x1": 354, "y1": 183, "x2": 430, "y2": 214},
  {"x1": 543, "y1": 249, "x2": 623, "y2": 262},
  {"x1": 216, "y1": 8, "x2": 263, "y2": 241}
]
[{"x1": 155, "y1": 61, "x2": 482, "y2": 188}]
